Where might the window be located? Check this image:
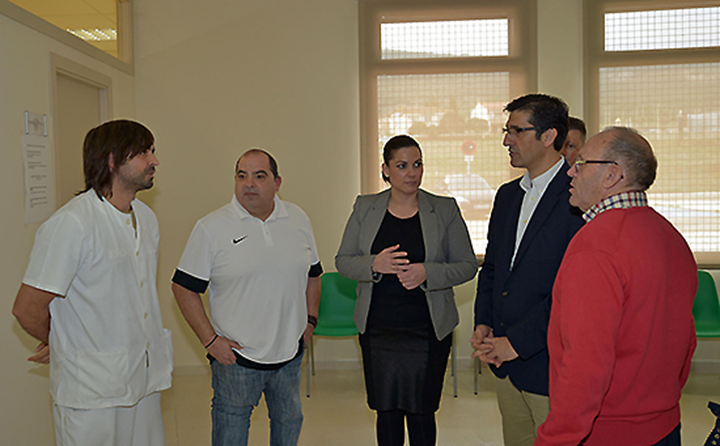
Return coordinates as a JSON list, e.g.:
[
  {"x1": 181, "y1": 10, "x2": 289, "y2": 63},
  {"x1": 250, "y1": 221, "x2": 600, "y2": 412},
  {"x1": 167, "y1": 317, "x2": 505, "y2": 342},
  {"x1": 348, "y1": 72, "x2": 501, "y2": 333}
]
[
  {"x1": 359, "y1": 0, "x2": 537, "y2": 254},
  {"x1": 2, "y1": 0, "x2": 133, "y2": 67},
  {"x1": 585, "y1": 1, "x2": 720, "y2": 264}
]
